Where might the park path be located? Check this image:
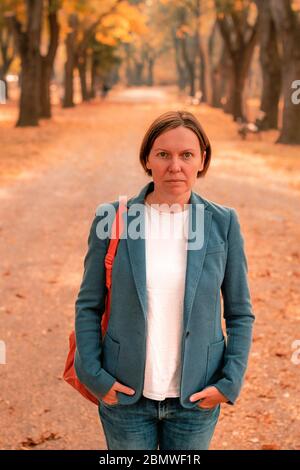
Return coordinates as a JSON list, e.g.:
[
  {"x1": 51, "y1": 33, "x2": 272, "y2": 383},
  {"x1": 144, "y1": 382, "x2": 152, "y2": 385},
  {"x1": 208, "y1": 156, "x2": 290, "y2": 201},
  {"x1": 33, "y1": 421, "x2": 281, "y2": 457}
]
[{"x1": 0, "y1": 86, "x2": 299, "y2": 450}]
